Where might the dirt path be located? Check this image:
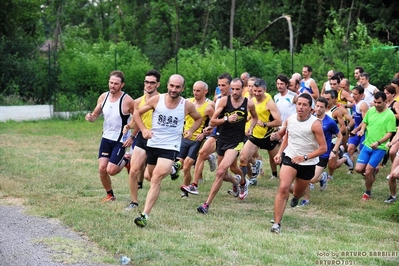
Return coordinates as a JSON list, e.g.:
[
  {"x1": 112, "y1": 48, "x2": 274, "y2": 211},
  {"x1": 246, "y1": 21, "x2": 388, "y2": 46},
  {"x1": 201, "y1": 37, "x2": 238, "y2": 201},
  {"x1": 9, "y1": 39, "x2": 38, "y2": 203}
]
[{"x1": 0, "y1": 199, "x2": 115, "y2": 266}]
